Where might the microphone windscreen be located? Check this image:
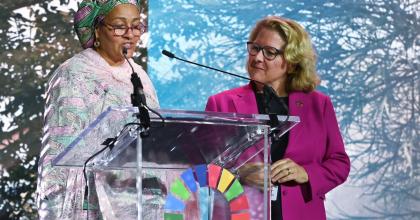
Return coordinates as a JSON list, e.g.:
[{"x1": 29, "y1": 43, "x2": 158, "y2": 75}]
[
  {"x1": 162, "y1": 50, "x2": 175, "y2": 58},
  {"x1": 122, "y1": 47, "x2": 128, "y2": 55}
]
